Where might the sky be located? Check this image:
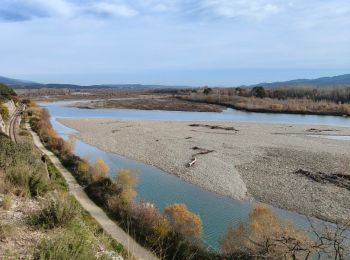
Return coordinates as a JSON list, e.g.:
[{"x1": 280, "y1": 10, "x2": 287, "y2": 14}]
[{"x1": 0, "y1": 0, "x2": 349, "y2": 86}]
